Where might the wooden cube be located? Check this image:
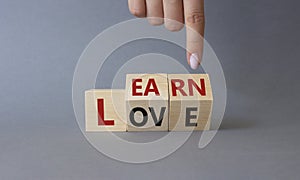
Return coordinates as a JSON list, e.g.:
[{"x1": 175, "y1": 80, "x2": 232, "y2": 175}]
[
  {"x1": 168, "y1": 74, "x2": 213, "y2": 131},
  {"x1": 85, "y1": 89, "x2": 126, "y2": 132},
  {"x1": 125, "y1": 74, "x2": 169, "y2": 131}
]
